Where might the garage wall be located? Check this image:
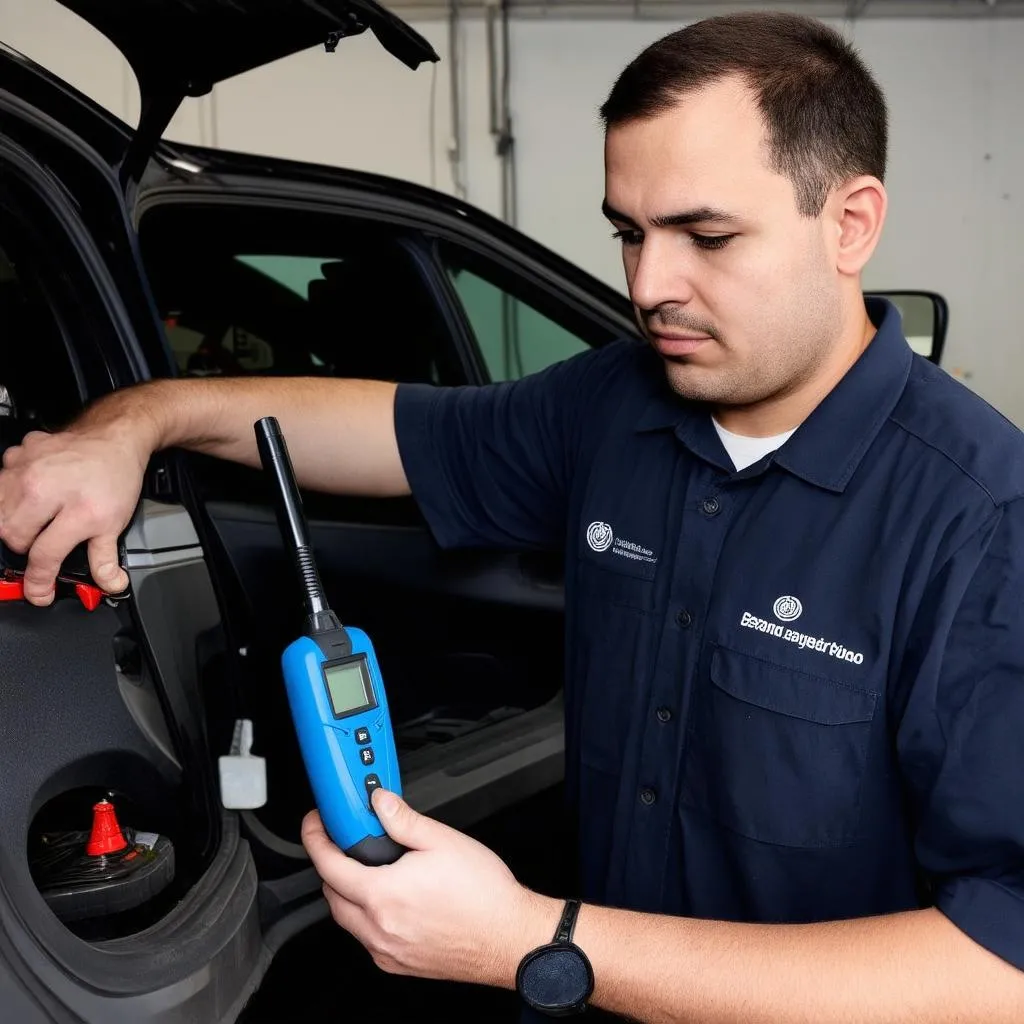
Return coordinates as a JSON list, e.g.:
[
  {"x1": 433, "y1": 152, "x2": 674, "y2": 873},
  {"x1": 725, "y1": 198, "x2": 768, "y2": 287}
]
[
  {"x1": 195, "y1": 19, "x2": 509, "y2": 219},
  {"x1": 2, "y1": 2, "x2": 1022, "y2": 424}
]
